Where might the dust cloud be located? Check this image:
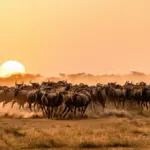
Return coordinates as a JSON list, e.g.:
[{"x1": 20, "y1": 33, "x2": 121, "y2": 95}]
[{"x1": 0, "y1": 103, "x2": 43, "y2": 119}]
